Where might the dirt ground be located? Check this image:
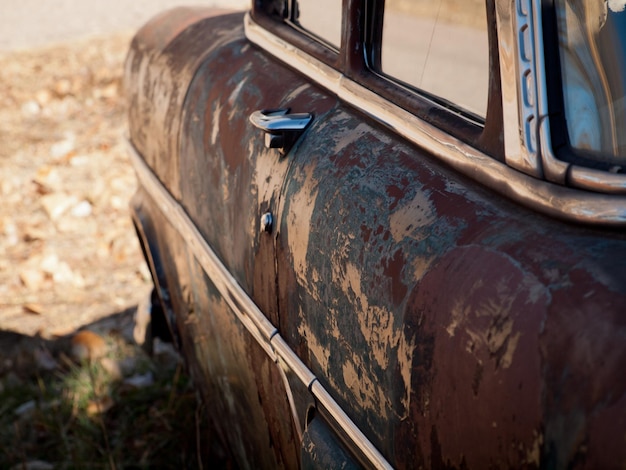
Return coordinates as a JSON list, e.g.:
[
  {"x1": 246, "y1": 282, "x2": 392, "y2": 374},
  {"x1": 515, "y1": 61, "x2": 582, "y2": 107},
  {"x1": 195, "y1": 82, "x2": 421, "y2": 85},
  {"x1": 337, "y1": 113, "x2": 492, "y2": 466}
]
[
  {"x1": 0, "y1": 33, "x2": 233, "y2": 469},
  {"x1": 0, "y1": 32, "x2": 151, "y2": 346}
]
